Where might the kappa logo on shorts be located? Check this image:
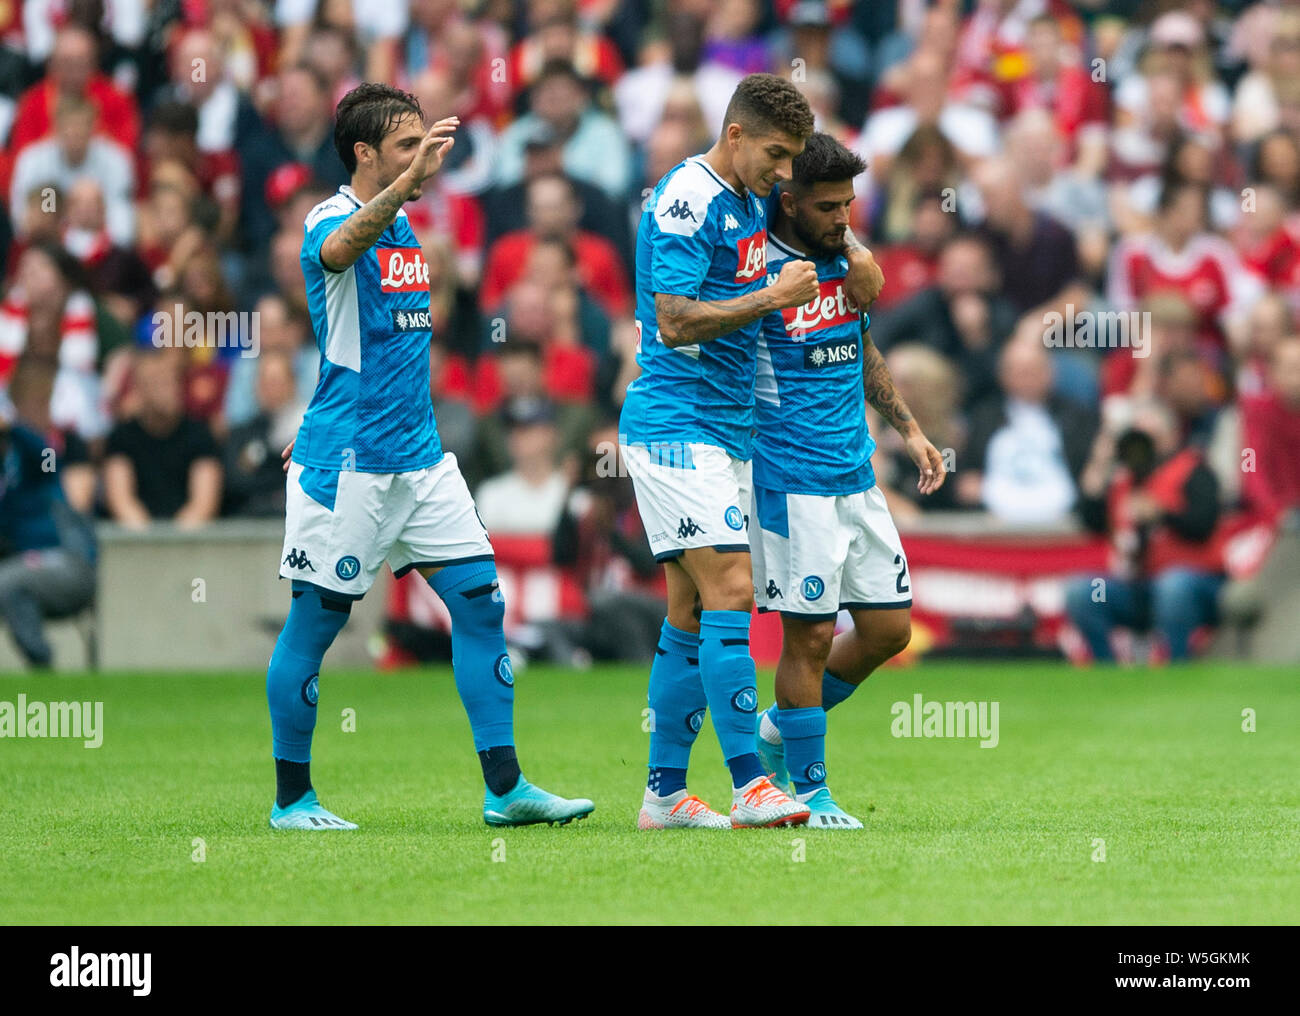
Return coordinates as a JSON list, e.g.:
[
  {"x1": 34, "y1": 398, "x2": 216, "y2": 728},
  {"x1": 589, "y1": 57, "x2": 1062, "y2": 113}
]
[
  {"x1": 805, "y1": 761, "x2": 827, "y2": 783},
  {"x1": 731, "y1": 687, "x2": 758, "y2": 713},
  {"x1": 335, "y1": 555, "x2": 361, "y2": 581},
  {"x1": 283, "y1": 548, "x2": 316, "y2": 572},
  {"x1": 802, "y1": 575, "x2": 825, "y2": 601},
  {"x1": 677, "y1": 517, "x2": 706, "y2": 538},
  {"x1": 724, "y1": 506, "x2": 745, "y2": 531},
  {"x1": 765, "y1": 579, "x2": 782, "y2": 599},
  {"x1": 301, "y1": 674, "x2": 319, "y2": 707},
  {"x1": 494, "y1": 654, "x2": 514, "y2": 687},
  {"x1": 686, "y1": 707, "x2": 706, "y2": 734}
]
